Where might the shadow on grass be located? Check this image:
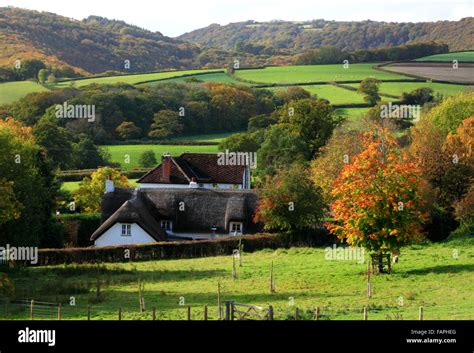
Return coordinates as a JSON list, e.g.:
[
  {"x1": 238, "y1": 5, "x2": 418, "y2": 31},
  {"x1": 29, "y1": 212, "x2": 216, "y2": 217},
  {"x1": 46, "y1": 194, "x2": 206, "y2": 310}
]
[{"x1": 404, "y1": 263, "x2": 474, "y2": 275}]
